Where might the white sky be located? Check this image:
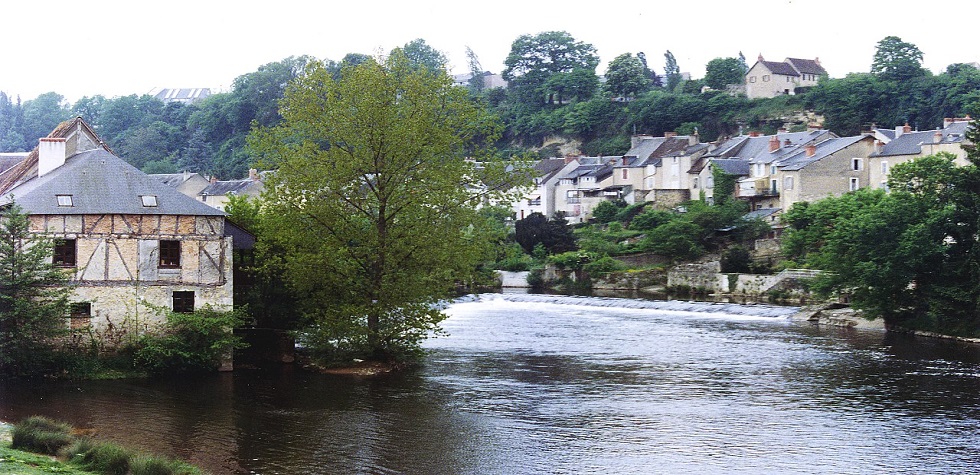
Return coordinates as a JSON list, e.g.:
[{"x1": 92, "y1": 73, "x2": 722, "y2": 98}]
[{"x1": 2, "y1": 0, "x2": 978, "y2": 103}]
